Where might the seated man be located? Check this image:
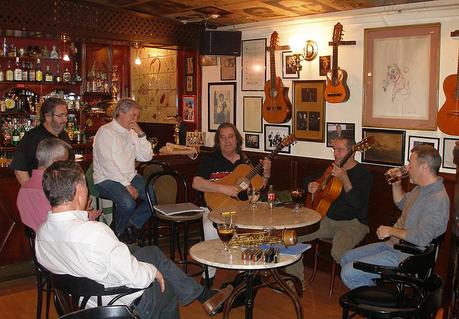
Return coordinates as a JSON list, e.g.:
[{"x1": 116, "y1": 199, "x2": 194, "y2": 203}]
[
  {"x1": 286, "y1": 137, "x2": 373, "y2": 287},
  {"x1": 36, "y1": 160, "x2": 233, "y2": 318},
  {"x1": 340, "y1": 145, "x2": 449, "y2": 289},
  {"x1": 17, "y1": 137, "x2": 100, "y2": 231},
  {"x1": 93, "y1": 98, "x2": 153, "y2": 239},
  {"x1": 192, "y1": 122, "x2": 271, "y2": 284}
]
